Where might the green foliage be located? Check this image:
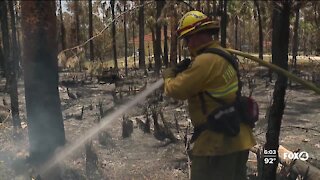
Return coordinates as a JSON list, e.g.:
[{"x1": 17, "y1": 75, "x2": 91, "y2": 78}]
[{"x1": 59, "y1": 0, "x2": 320, "y2": 64}]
